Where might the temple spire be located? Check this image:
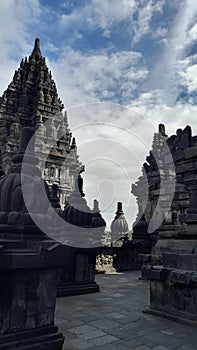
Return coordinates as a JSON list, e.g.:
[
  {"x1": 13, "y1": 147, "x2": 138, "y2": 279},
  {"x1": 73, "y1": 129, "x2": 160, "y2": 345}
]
[
  {"x1": 34, "y1": 38, "x2": 40, "y2": 49},
  {"x1": 0, "y1": 37, "x2": 84, "y2": 210},
  {"x1": 31, "y1": 37, "x2": 42, "y2": 60}
]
